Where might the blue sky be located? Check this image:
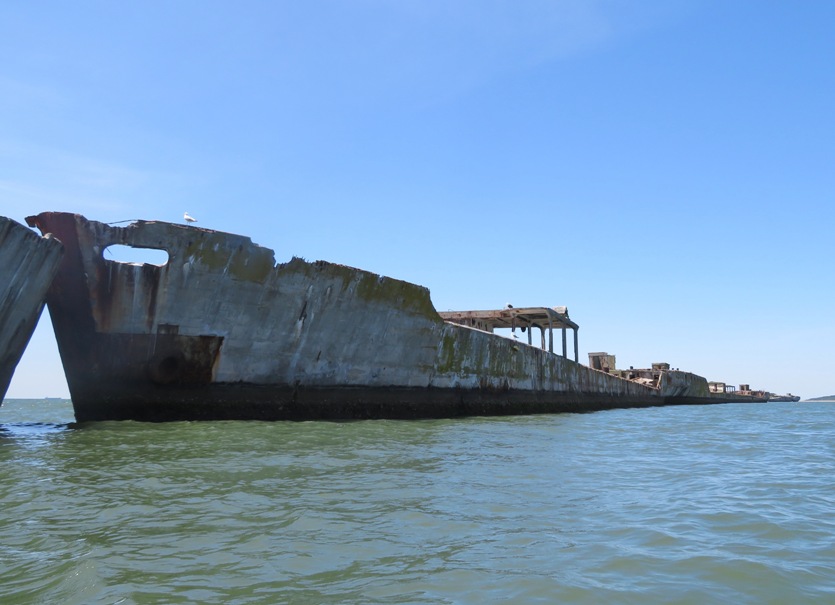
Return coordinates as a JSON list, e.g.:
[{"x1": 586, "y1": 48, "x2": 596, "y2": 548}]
[{"x1": 3, "y1": 1, "x2": 833, "y2": 399}]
